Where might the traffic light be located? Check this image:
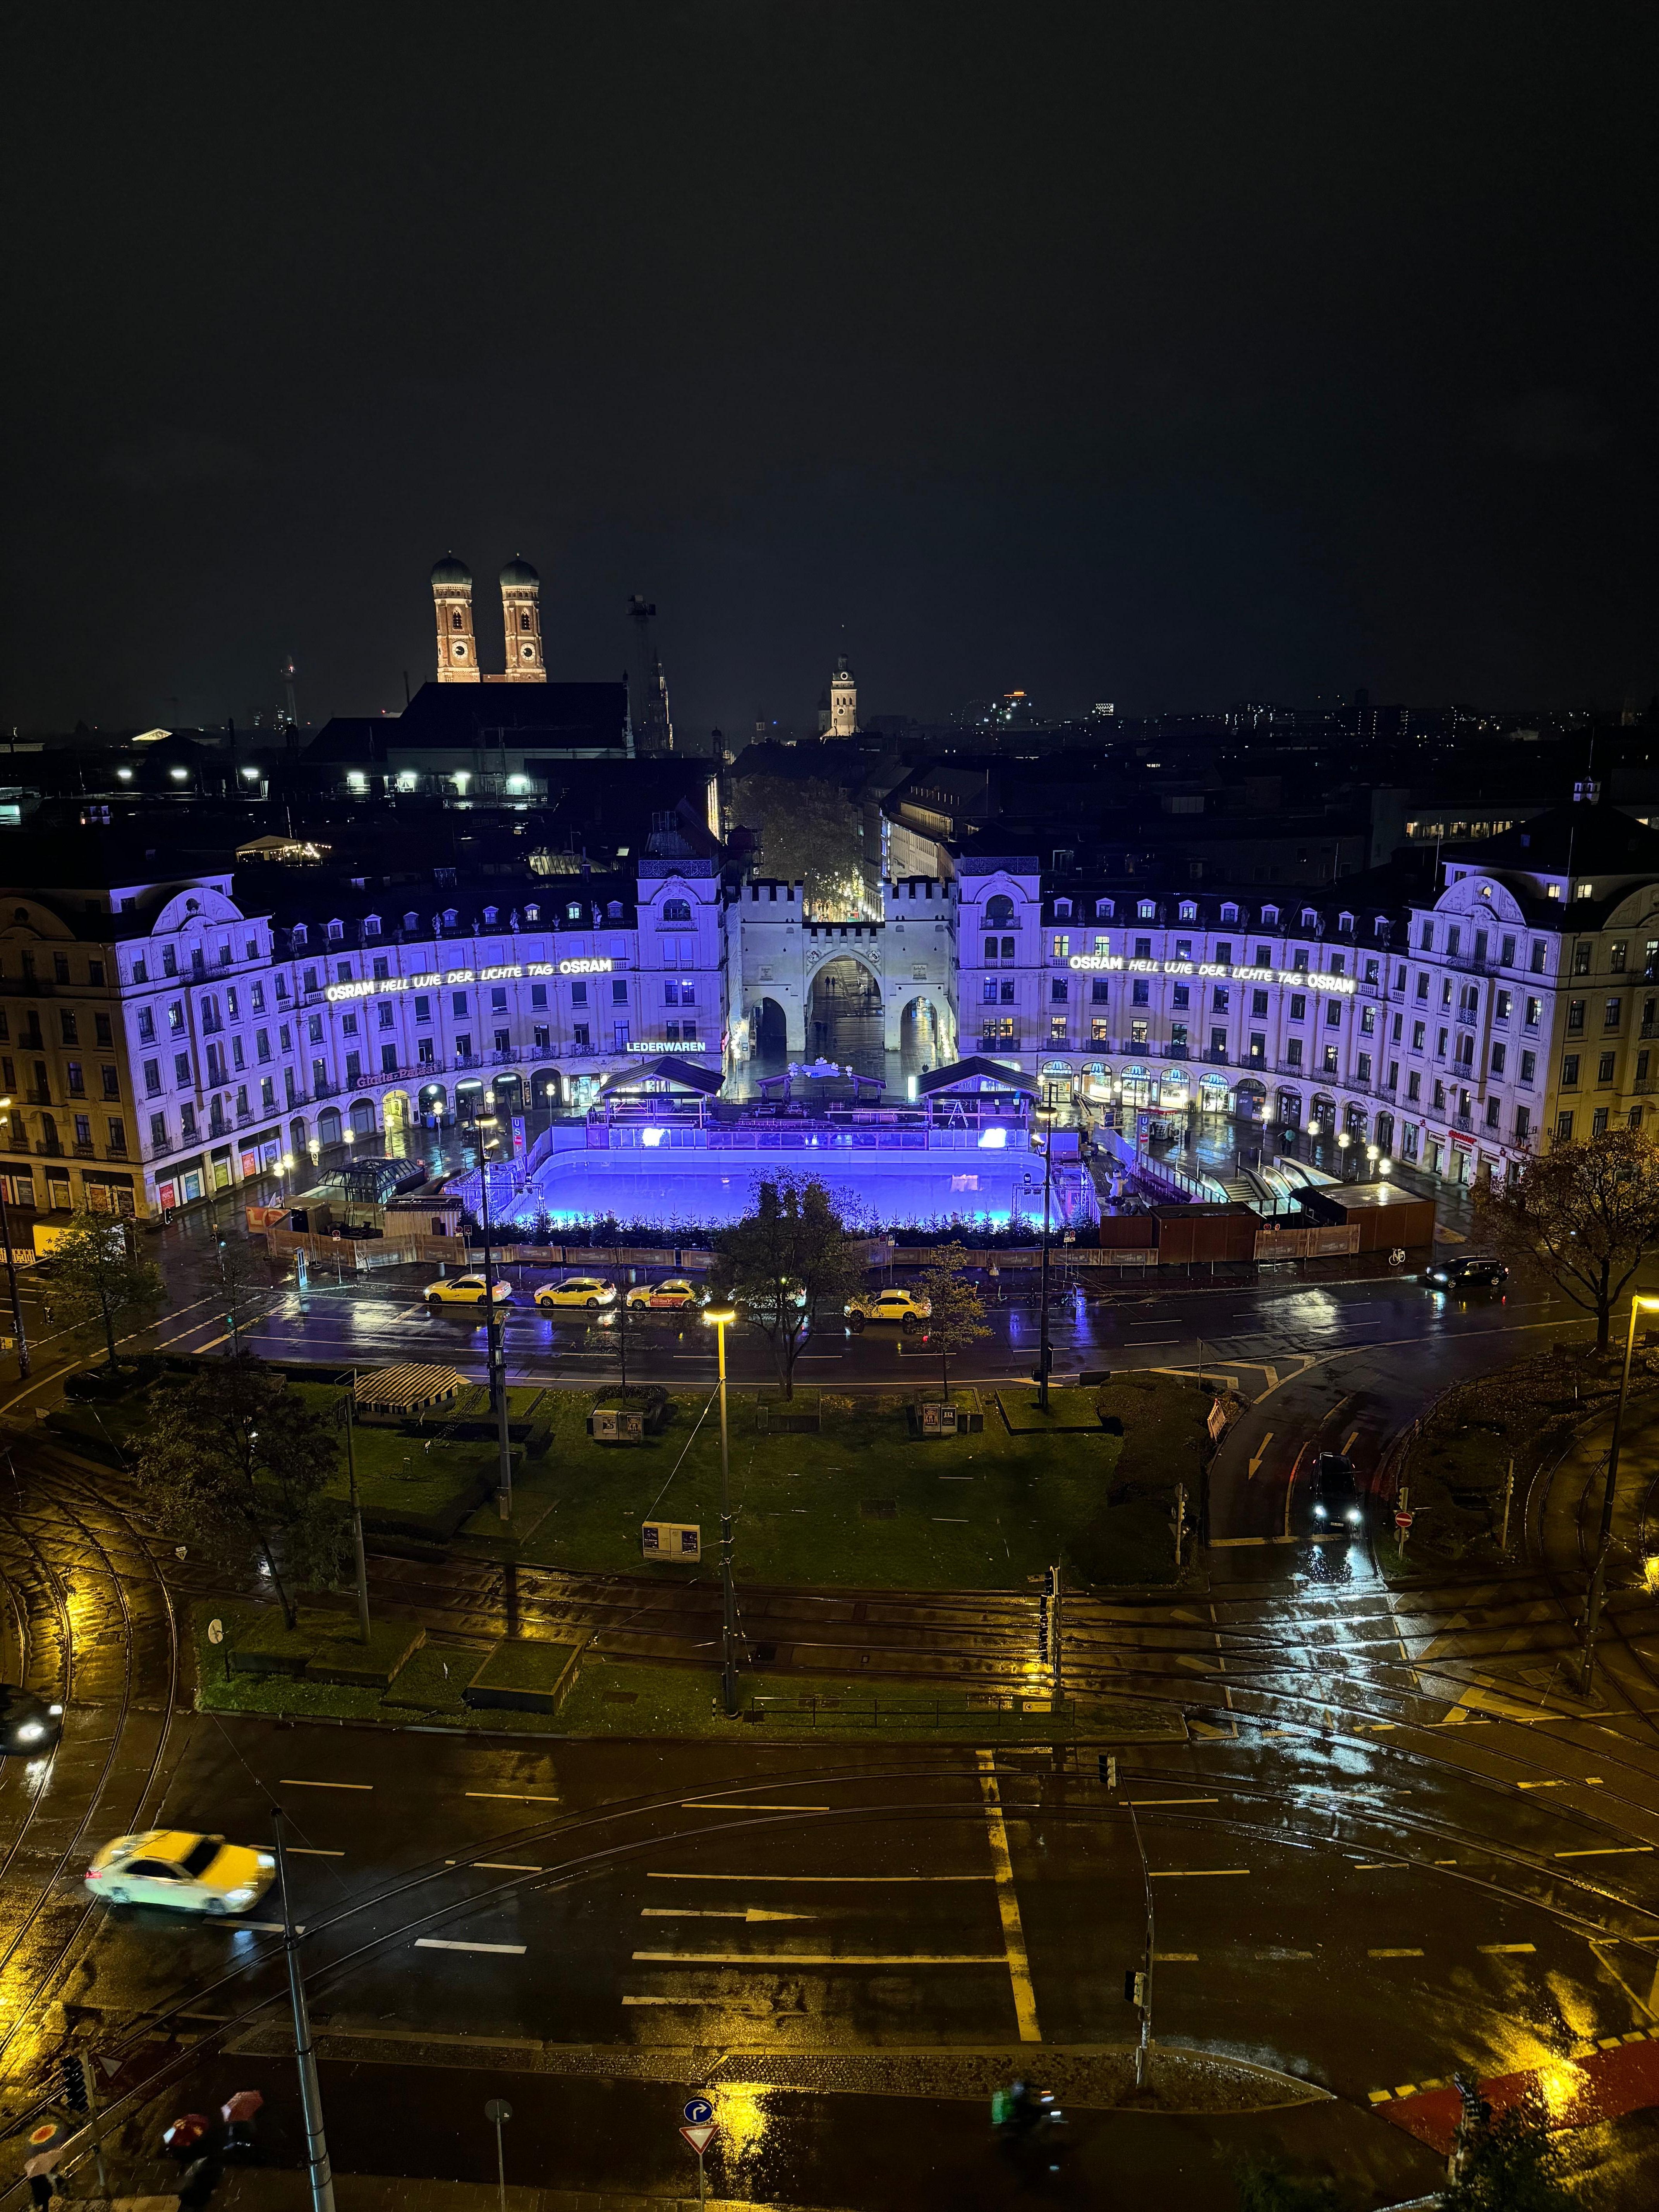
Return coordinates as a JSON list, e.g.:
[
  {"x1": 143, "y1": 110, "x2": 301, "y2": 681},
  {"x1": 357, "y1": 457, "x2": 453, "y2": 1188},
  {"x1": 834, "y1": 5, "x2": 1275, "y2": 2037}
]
[
  {"x1": 1036, "y1": 1604, "x2": 1049, "y2": 1660},
  {"x1": 60, "y1": 2057, "x2": 88, "y2": 2115},
  {"x1": 1098, "y1": 1753, "x2": 1118, "y2": 1790},
  {"x1": 1041, "y1": 1565, "x2": 1055, "y2": 1595},
  {"x1": 1123, "y1": 1970, "x2": 1146, "y2": 2007}
]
